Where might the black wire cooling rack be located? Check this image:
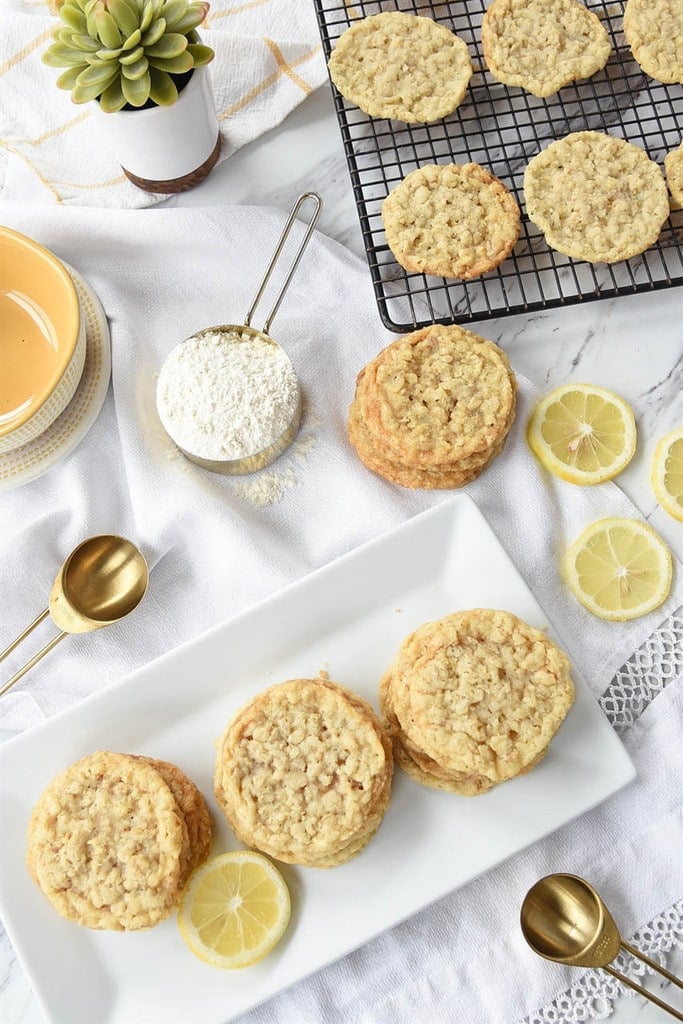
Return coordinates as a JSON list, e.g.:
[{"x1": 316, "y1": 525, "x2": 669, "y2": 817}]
[{"x1": 314, "y1": 0, "x2": 683, "y2": 332}]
